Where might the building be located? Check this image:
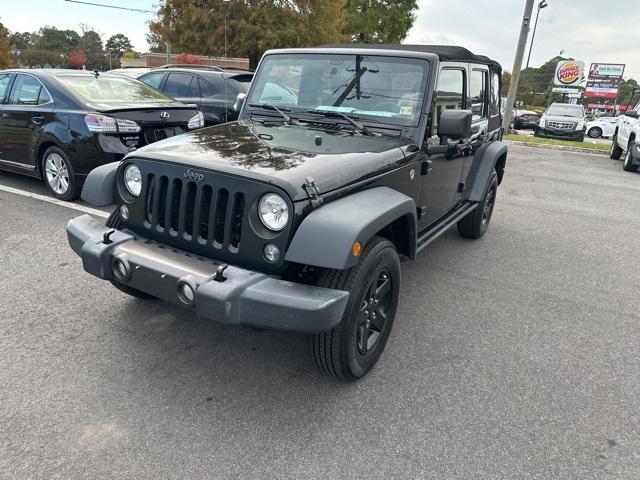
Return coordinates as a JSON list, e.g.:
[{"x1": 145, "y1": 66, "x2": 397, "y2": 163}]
[{"x1": 123, "y1": 53, "x2": 250, "y2": 70}]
